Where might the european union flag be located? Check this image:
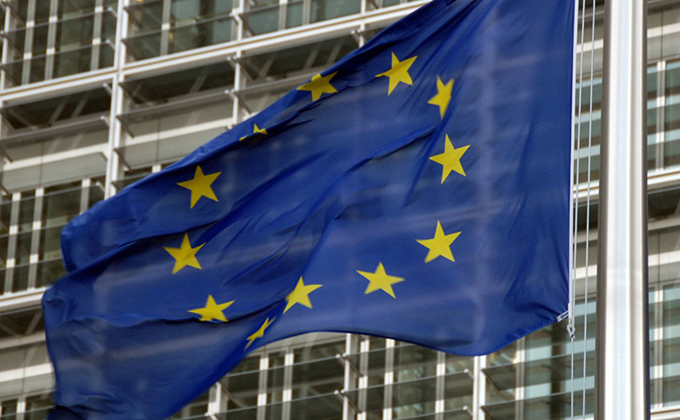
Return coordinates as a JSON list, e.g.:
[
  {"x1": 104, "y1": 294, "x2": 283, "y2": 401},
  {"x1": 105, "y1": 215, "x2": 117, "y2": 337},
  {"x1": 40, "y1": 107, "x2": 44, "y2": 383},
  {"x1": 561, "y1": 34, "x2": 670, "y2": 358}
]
[{"x1": 44, "y1": 0, "x2": 574, "y2": 418}]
